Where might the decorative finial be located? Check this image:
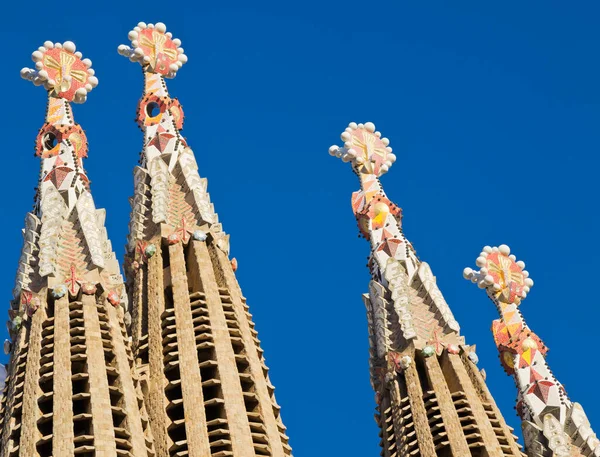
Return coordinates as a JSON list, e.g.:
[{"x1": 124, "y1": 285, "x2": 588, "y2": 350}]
[
  {"x1": 328, "y1": 122, "x2": 396, "y2": 176},
  {"x1": 463, "y1": 244, "x2": 533, "y2": 304},
  {"x1": 20, "y1": 41, "x2": 98, "y2": 103},
  {"x1": 118, "y1": 22, "x2": 188, "y2": 77}
]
